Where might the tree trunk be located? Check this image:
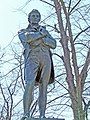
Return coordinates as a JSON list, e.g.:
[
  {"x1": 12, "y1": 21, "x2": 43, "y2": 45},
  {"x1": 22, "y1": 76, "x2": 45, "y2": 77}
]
[
  {"x1": 71, "y1": 77, "x2": 85, "y2": 120},
  {"x1": 53, "y1": 0, "x2": 86, "y2": 120}
]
